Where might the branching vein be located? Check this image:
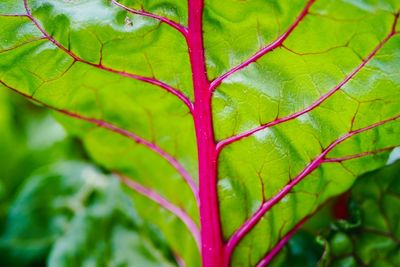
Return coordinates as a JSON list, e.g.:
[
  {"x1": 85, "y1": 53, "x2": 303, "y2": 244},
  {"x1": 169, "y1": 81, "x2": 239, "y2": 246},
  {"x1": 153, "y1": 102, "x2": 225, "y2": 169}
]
[
  {"x1": 22, "y1": 0, "x2": 194, "y2": 113},
  {"x1": 224, "y1": 113, "x2": 400, "y2": 261},
  {"x1": 216, "y1": 13, "x2": 399, "y2": 153},
  {"x1": 116, "y1": 173, "x2": 201, "y2": 250},
  {"x1": 111, "y1": 0, "x2": 188, "y2": 36},
  {"x1": 0, "y1": 80, "x2": 199, "y2": 206},
  {"x1": 209, "y1": 0, "x2": 316, "y2": 92}
]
